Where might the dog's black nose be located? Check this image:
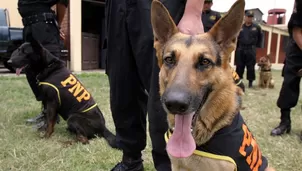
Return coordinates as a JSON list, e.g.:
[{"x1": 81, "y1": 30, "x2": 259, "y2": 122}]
[{"x1": 163, "y1": 89, "x2": 191, "y2": 114}]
